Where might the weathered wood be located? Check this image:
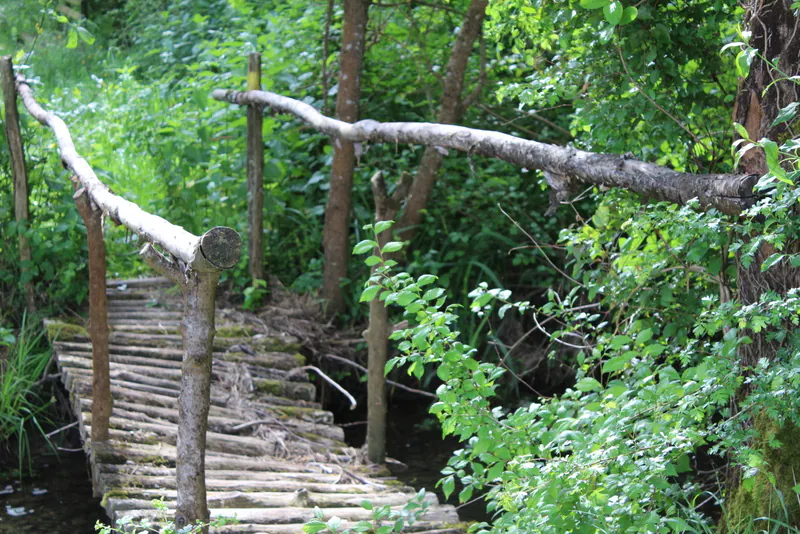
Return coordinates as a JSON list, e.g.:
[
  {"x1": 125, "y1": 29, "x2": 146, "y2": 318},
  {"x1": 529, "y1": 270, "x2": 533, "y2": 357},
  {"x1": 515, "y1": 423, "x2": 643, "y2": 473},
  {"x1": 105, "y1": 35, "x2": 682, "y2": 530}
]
[
  {"x1": 246, "y1": 53, "x2": 265, "y2": 284},
  {"x1": 0, "y1": 56, "x2": 36, "y2": 312},
  {"x1": 211, "y1": 89, "x2": 758, "y2": 216},
  {"x1": 73, "y1": 185, "x2": 111, "y2": 443},
  {"x1": 176, "y1": 270, "x2": 218, "y2": 531},
  {"x1": 48, "y1": 278, "x2": 462, "y2": 532},
  {"x1": 15, "y1": 75, "x2": 242, "y2": 272}
]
